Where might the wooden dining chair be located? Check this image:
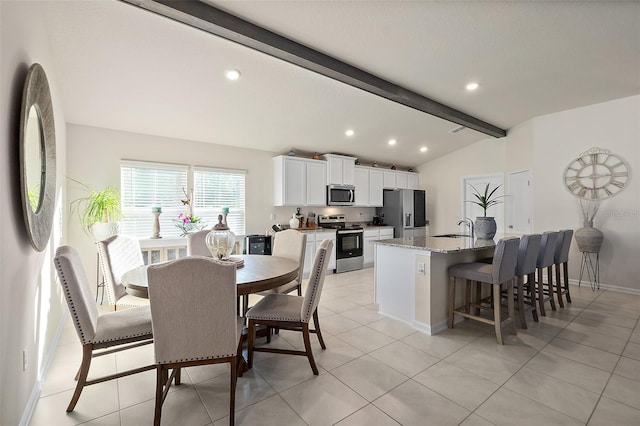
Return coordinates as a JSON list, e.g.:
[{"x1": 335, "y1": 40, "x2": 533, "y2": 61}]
[
  {"x1": 97, "y1": 234, "x2": 149, "y2": 310},
  {"x1": 53, "y1": 246, "x2": 155, "y2": 413},
  {"x1": 147, "y1": 256, "x2": 244, "y2": 426},
  {"x1": 246, "y1": 239, "x2": 333, "y2": 375}
]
